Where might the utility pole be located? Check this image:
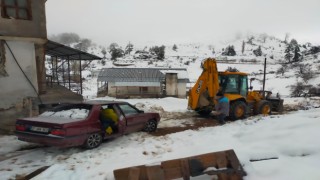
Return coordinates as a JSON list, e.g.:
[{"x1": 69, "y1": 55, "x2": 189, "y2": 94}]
[{"x1": 262, "y1": 57, "x2": 267, "y2": 98}]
